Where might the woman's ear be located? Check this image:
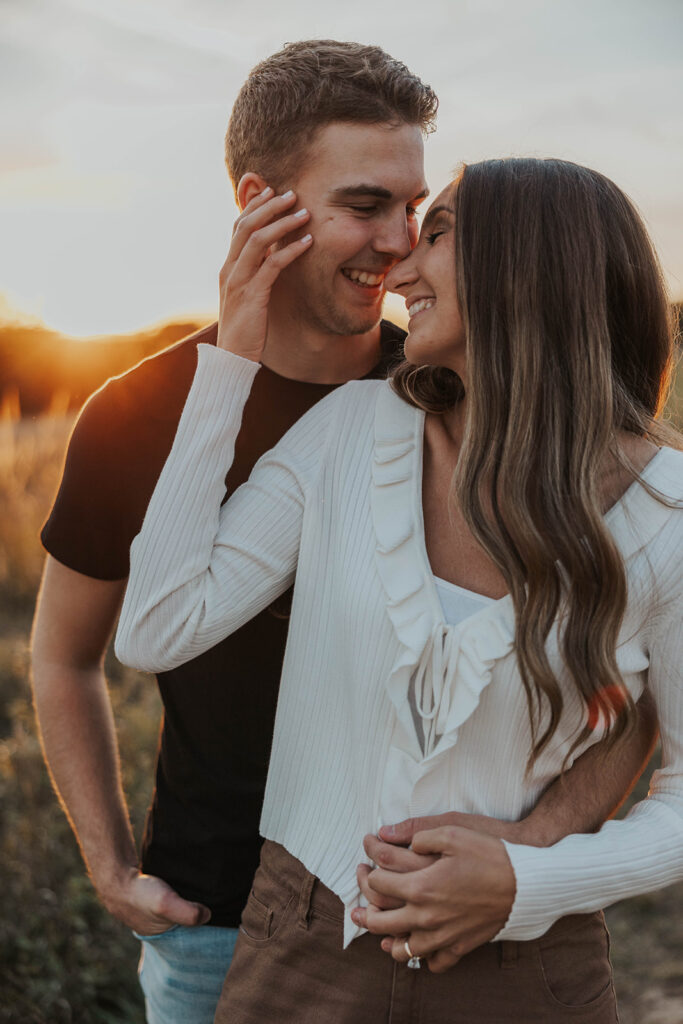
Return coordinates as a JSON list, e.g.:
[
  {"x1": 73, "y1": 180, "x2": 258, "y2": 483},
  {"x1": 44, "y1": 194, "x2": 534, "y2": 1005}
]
[{"x1": 236, "y1": 172, "x2": 270, "y2": 212}]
